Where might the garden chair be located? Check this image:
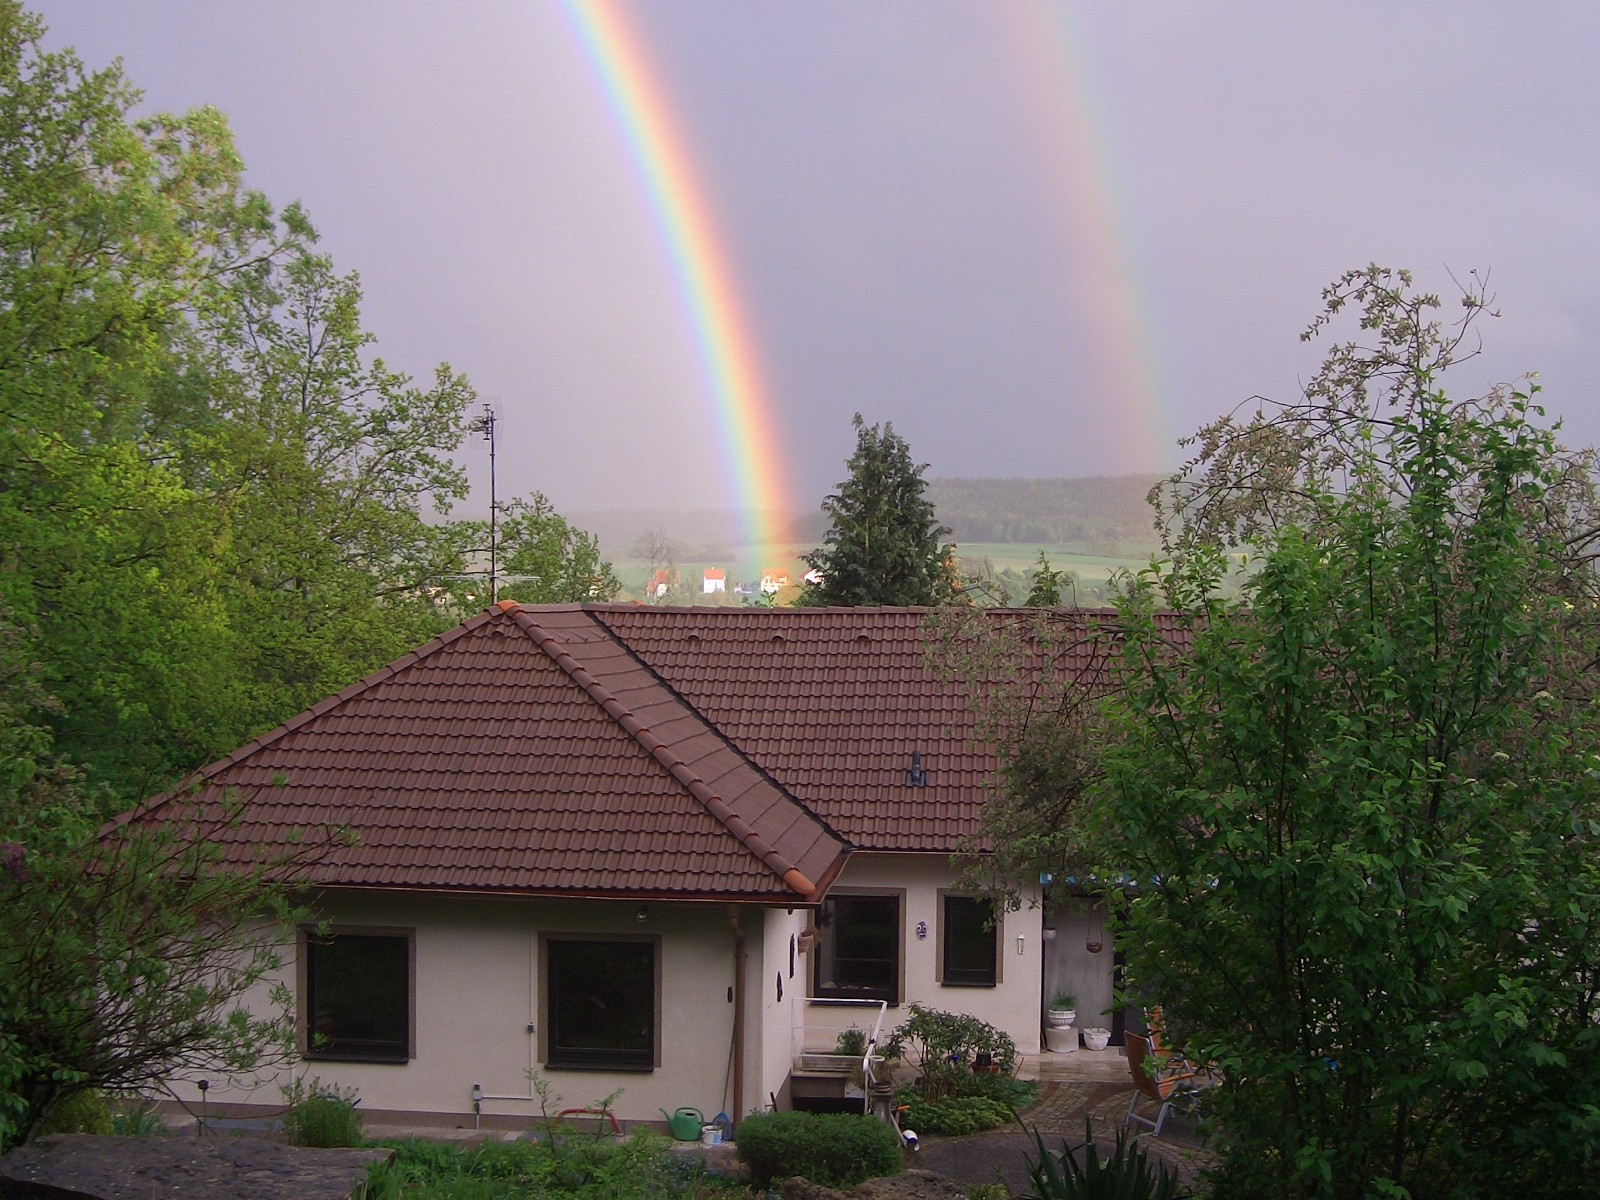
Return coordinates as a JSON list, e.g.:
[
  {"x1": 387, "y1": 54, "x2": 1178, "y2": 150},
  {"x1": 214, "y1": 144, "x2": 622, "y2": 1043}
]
[{"x1": 1123, "y1": 1032, "x2": 1209, "y2": 1137}]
